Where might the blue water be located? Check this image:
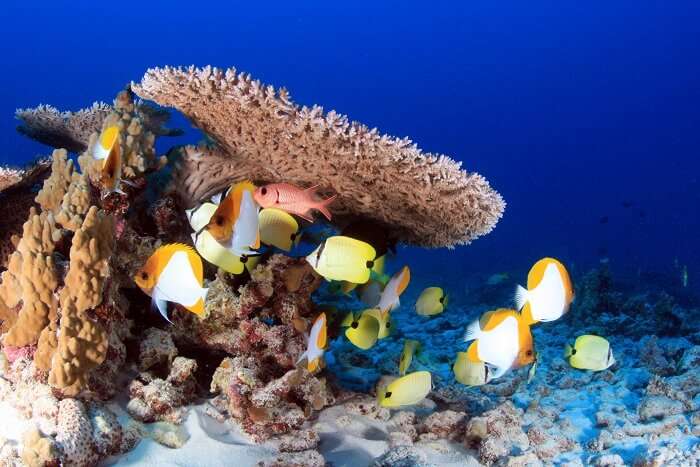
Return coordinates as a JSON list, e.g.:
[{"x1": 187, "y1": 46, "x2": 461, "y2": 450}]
[{"x1": 1, "y1": 1, "x2": 699, "y2": 282}]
